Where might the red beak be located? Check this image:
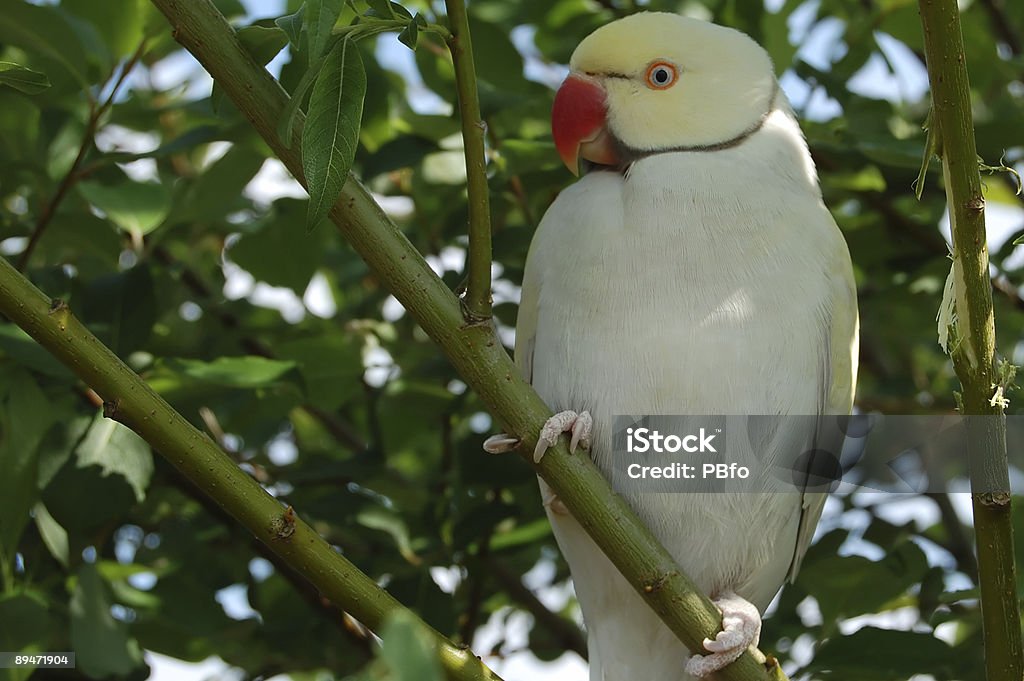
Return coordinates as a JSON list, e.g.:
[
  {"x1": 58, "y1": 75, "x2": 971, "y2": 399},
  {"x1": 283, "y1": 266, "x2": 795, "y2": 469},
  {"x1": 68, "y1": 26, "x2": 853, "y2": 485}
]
[{"x1": 551, "y1": 74, "x2": 619, "y2": 175}]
